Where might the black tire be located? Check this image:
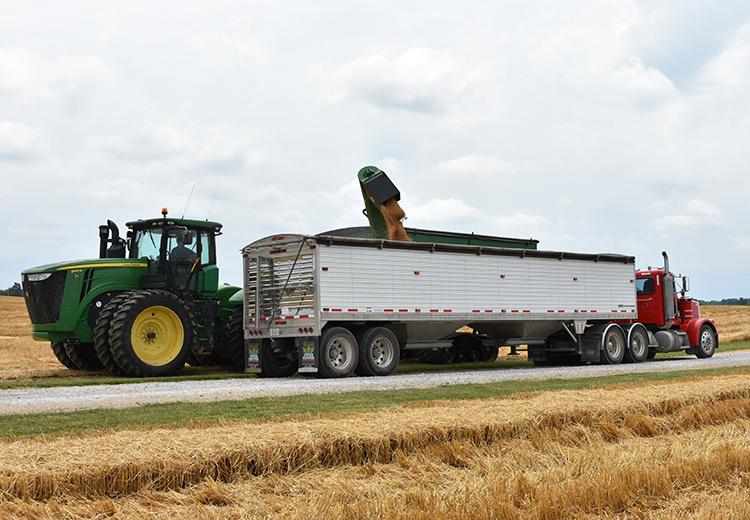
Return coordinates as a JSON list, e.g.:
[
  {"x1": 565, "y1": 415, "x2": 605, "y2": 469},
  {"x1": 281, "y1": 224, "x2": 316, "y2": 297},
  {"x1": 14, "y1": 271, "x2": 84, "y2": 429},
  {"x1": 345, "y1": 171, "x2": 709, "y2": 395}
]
[
  {"x1": 259, "y1": 338, "x2": 298, "y2": 377},
  {"x1": 646, "y1": 349, "x2": 657, "y2": 360},
  {"x1": 51, "y1": 342, "x2": 77, "y2": 370},
  {"x1": 93, "y1": 293, "x2": 130, "y2": 375},
  {"x1": 63, "y1": 342, "x2": 104, "y2": 371},
  {"x1": 317, "y1": 327, "x2": 358, "y2": 378},
  {"x1": 624, "y1": 325, "x2": 649, "y2": 363},
  {"x1": 355, "y1": 327, "x2": 400, "y2": 376},
  {"x1": 477, "y1": 344, "x2": 499, "y2": 363},
  {"x1": 108, "y1": 290, "x2": 196, "y2": 377},
  {"x1": 600, "y1": 325, "x2": 626, "y2": 365},
  {"x1": 695, "y1": 324, "x2": 718, "y2": 359},
  {"x1": 211, "y1": 307, "x2": 244, "y2": 369}
]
